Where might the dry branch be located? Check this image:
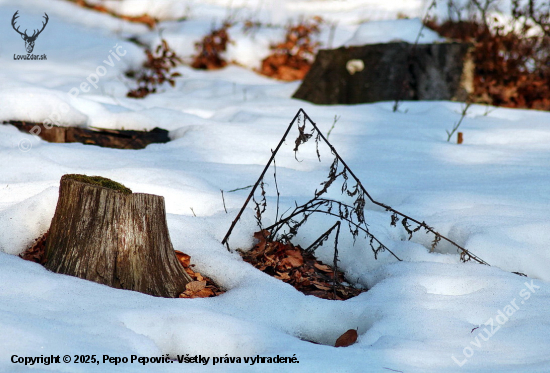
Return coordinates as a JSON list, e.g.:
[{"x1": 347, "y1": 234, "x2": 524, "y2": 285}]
[{"x1": 222, "y1": 109, "x2": 490, "y2": 266}]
